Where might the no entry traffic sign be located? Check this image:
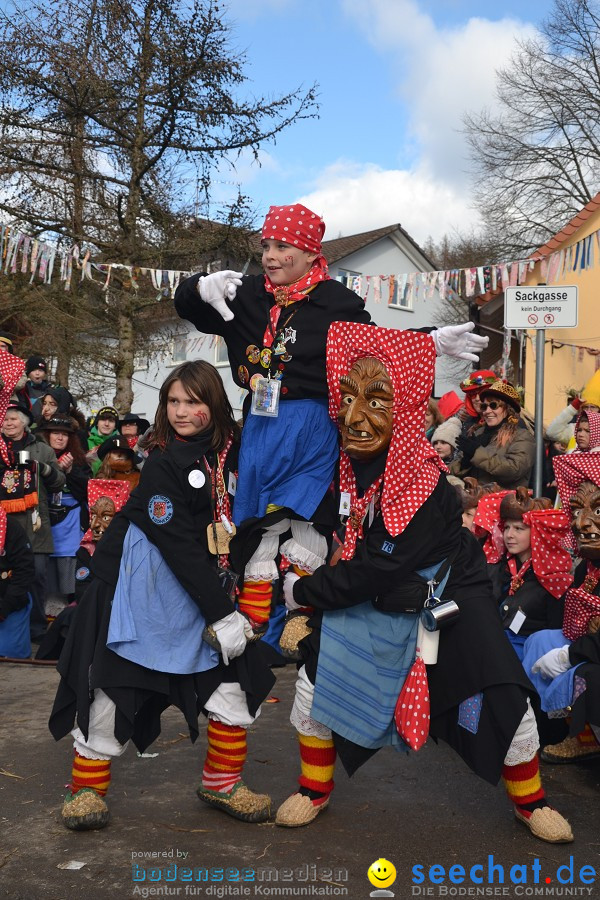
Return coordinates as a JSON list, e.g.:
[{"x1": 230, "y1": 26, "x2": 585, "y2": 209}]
[{"x1": 504, "y1": 285, "x2": 578, "y2": 329}]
